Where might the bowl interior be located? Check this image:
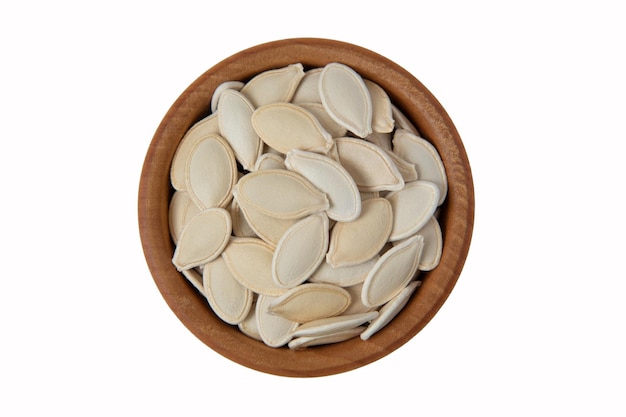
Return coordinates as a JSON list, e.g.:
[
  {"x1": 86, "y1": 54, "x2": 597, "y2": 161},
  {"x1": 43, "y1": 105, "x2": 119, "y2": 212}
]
[{"x1": 138, "y1": 38, "x2": 474, "y2": 377}]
